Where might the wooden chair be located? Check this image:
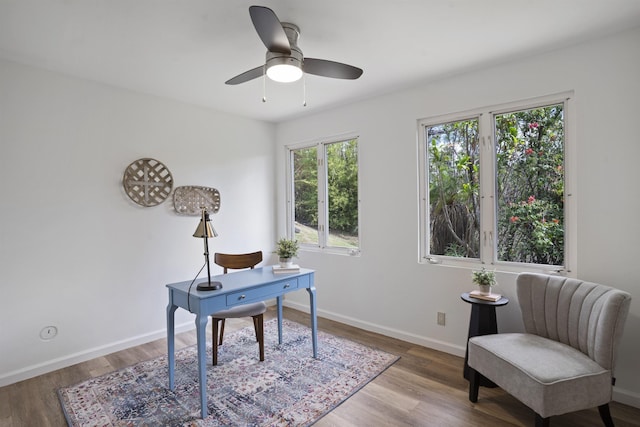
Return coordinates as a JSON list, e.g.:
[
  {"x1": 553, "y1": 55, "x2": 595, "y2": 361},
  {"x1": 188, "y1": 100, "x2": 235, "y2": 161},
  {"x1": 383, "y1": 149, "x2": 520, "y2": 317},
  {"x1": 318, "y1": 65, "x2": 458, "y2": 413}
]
[{"x1": 211, "y1": 251, "x2": 266, "y2": 366}]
